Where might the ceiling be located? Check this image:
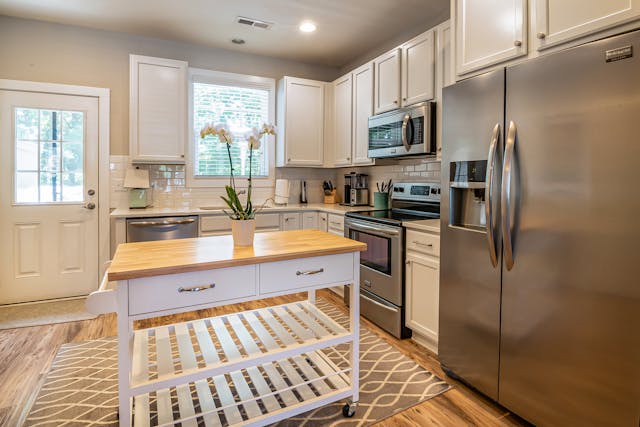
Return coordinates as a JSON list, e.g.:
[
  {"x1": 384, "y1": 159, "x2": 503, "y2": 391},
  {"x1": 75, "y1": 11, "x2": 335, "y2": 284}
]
[{"x1": 0, "y1": 0, "x2": 449, "y2": 67}]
